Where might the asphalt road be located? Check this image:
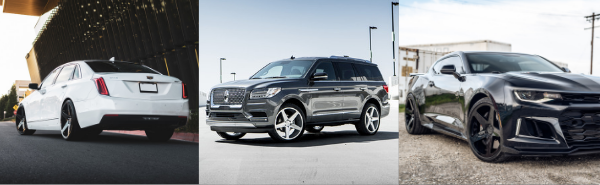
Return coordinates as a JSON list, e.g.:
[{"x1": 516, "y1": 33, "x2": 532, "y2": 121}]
[
  {"x1": 398, "y1": 113, "x2": 600, "y2": 184},
  {"x1": 0, "y1": 121, "x2": 198, "y2": 184},
  {"x1": 200, "y1": 100, "x2": 399, "y2": 184}
]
